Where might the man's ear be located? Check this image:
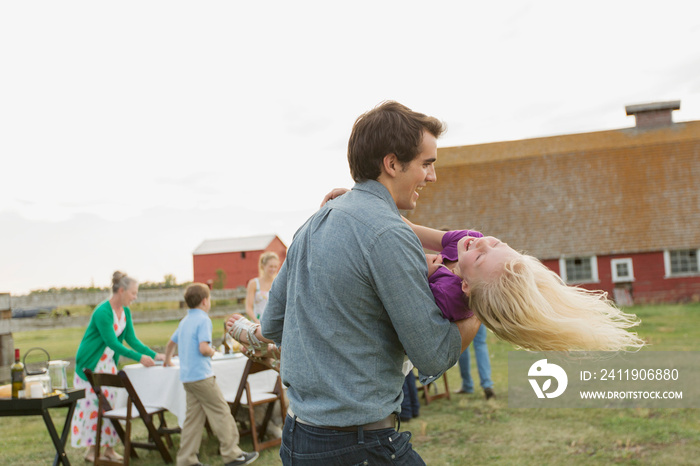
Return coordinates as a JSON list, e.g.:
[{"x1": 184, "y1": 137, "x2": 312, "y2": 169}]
[
  {"x1": 382, "y1": 153, "x2": 398, "y2": 177},
  {"x1": 461, "y1": 280, "x2": 470, "y2": 297}
]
